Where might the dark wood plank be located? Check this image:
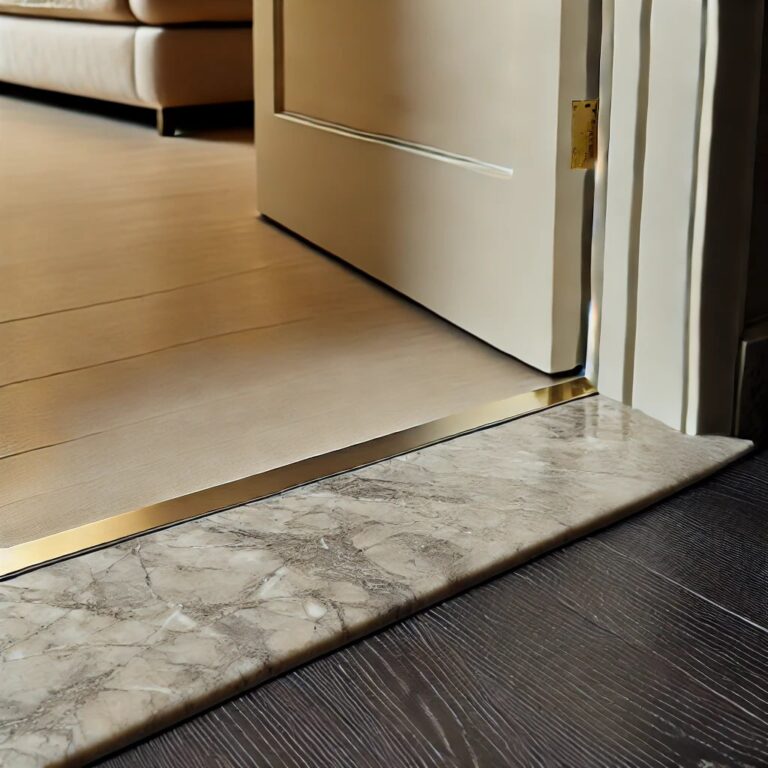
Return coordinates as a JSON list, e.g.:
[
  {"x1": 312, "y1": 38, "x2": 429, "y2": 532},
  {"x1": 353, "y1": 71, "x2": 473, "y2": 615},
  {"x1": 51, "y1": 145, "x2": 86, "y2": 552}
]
[
  {"x1": 97, "y1": 452, "x2": 768, "y2": 768},
  {"x1": 594, "y1": 452, "x2": 768, "y2": 627}
]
